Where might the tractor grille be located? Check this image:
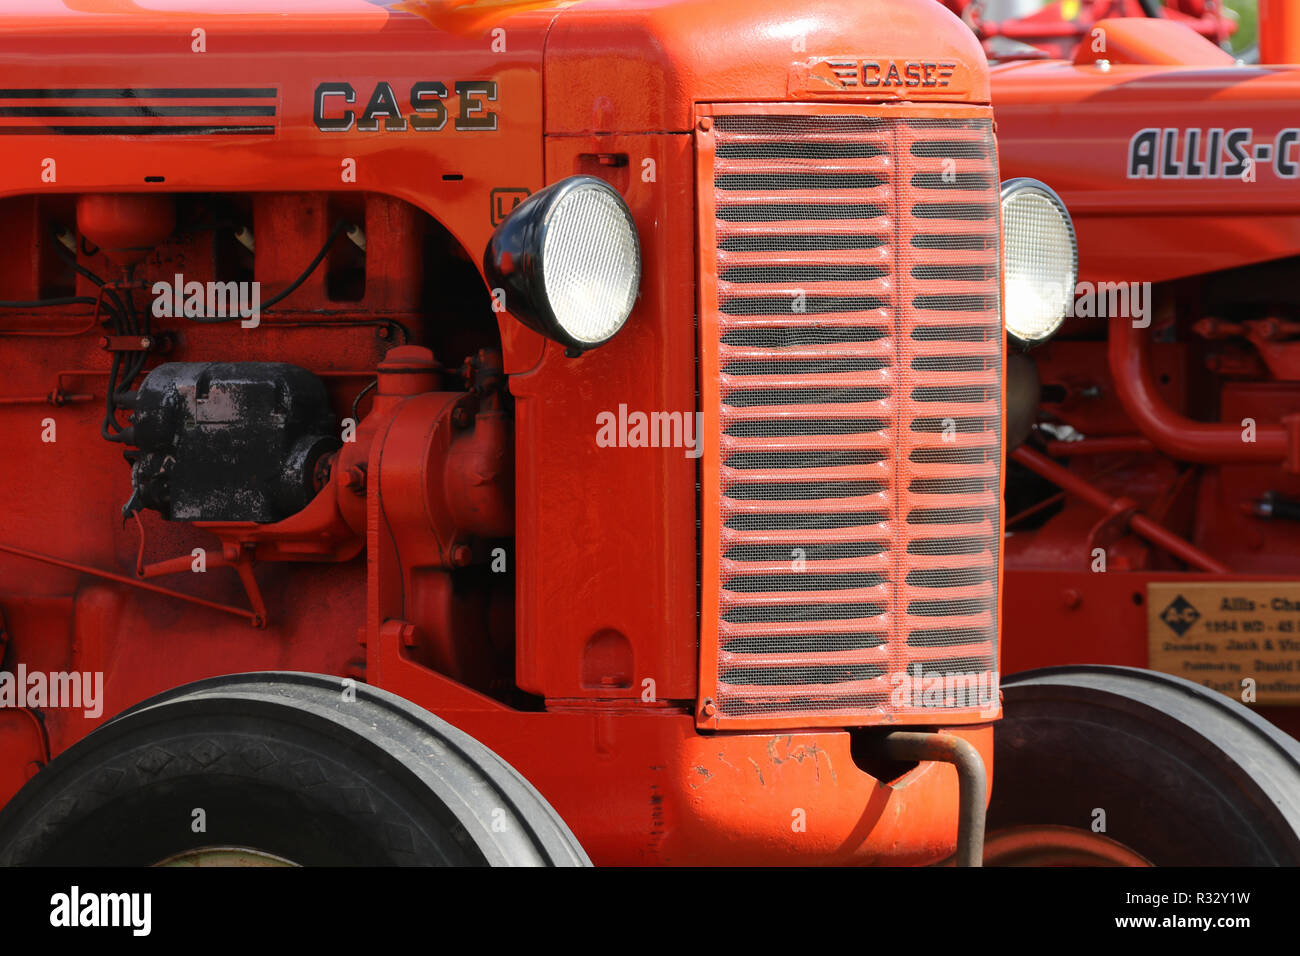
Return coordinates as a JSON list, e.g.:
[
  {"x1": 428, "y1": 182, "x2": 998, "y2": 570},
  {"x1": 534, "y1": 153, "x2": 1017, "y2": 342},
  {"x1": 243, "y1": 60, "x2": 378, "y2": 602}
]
[{"x1": 697, "y1": 105, "x2": 1002, "y2": 728}]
